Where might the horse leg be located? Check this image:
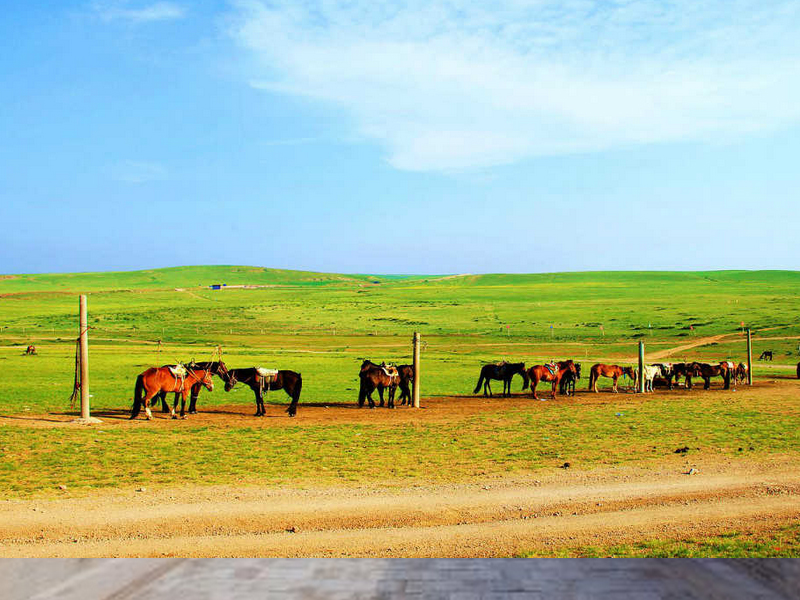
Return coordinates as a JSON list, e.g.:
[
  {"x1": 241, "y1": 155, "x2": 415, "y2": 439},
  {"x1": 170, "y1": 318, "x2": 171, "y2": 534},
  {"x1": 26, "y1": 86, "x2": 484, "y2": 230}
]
[
  {"x1": 612, "y1": 376, "x2": 618, "y2": 393},
  {"x1": 531, "y1": 377, "x2": 539, "y2": 400},
  {"x1": 188, "y1": 383, "x2": 200, "y2": 414},
  {"x1": 253, "y1": 389, "x2": 263, "y2": 416},
  {"x1": 179, "y1": 390, "x2": 188, "y2": 419},
  {"x1": 704, "y1": 376, "x2": 710, "y2": 390},
  {"x1": 551, "y1": 378, "x2": 558, "y2": 400},
  {"x1": 378, "y1": 385, "x2": 385, "y2": 407},
  {"x1": 156, "y1": 392, "x2": 169, "y2": 413},
  {"x1": 143, "y1": 391, "x2": 156, "y2": 420}
]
